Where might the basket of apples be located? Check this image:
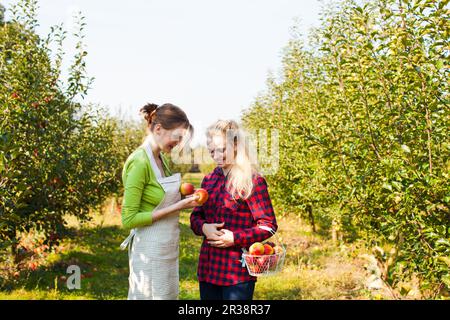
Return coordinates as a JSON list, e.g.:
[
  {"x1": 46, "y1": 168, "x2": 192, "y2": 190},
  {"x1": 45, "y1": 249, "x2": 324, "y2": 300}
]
[
  {"x1": 180, "y1": 182, "x2": 209, "y2": 205},
  {"x1": 241, "y1": 226, "x2": 286, "y2": 277}
]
